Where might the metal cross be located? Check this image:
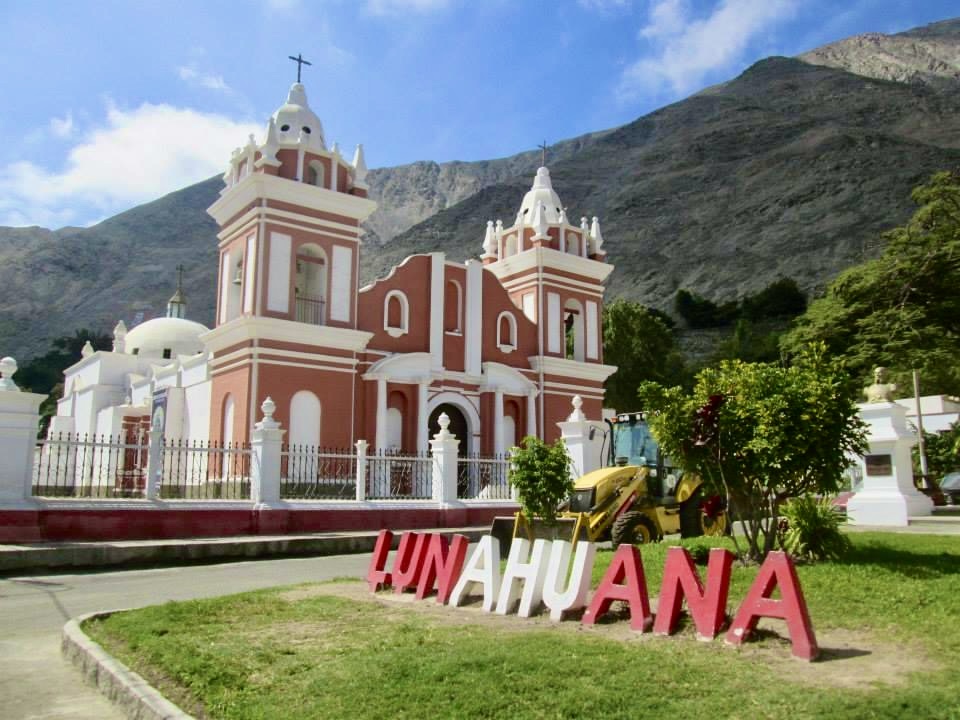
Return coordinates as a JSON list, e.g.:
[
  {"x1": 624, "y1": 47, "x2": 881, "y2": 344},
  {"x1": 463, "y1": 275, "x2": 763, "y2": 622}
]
[
  {"x1": 537, "y1": 140, "x2": 549, "y2": 167},
  {"x1": 288, "y1": 53, "x2": 312, "y2": 83},
  {"x1": 175, "y1": 264, "x2": 185, "y2": 291}
]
